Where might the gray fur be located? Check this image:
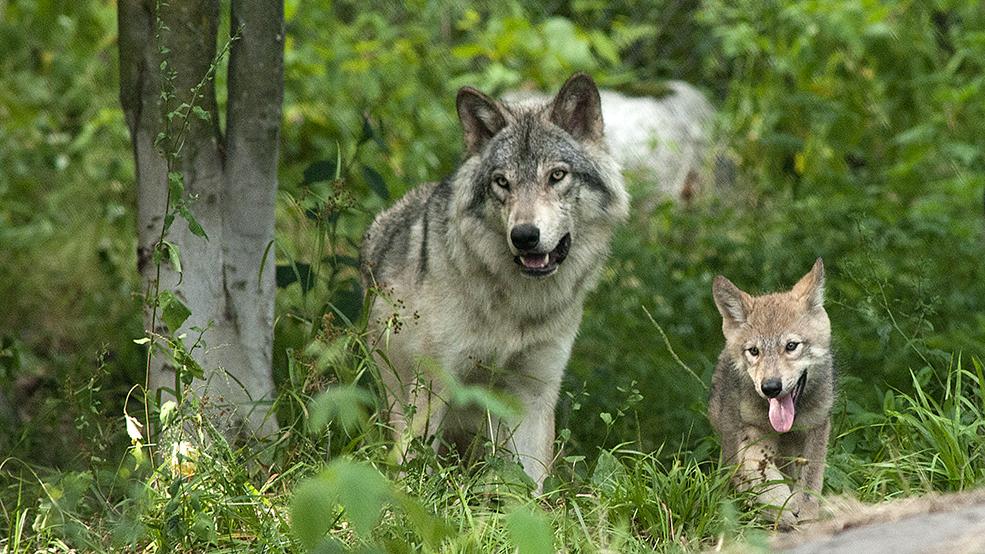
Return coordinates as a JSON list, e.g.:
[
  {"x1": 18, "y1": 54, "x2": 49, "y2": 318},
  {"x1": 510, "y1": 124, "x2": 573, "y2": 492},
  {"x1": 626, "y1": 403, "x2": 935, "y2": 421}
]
[
  {"x1": 360, "y1": 74, "x2": 628, "y2": 489},
  {"x1": 709, "y1": 259, "x2": 835, "y2": 529}
]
